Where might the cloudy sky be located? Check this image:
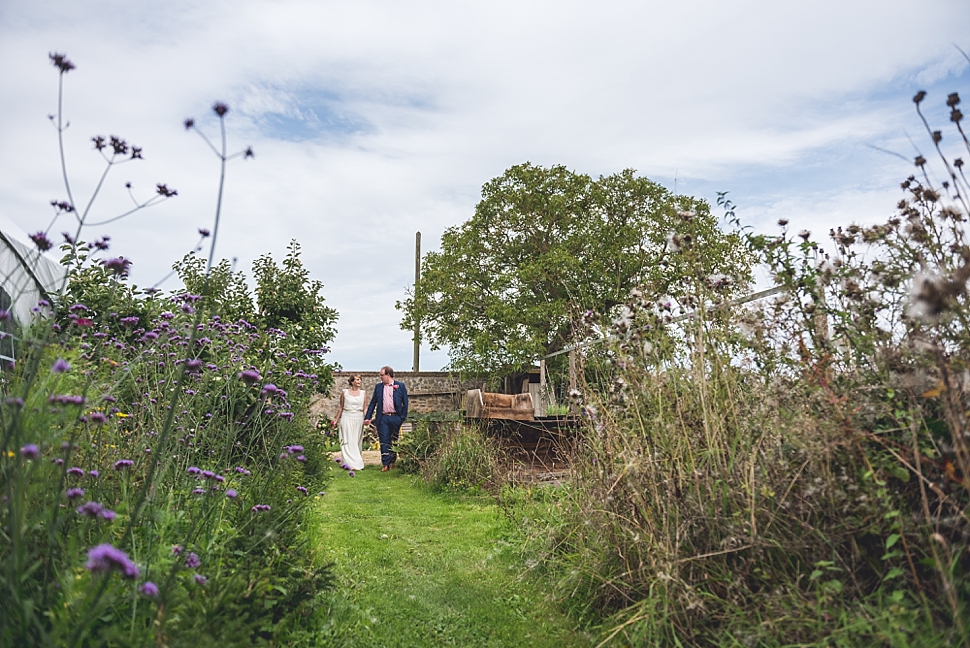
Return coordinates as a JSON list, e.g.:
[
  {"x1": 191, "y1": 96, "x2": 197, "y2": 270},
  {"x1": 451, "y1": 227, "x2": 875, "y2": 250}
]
[{"x1": 0, "y1": 0, "x2": 967, "y2": 371}]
